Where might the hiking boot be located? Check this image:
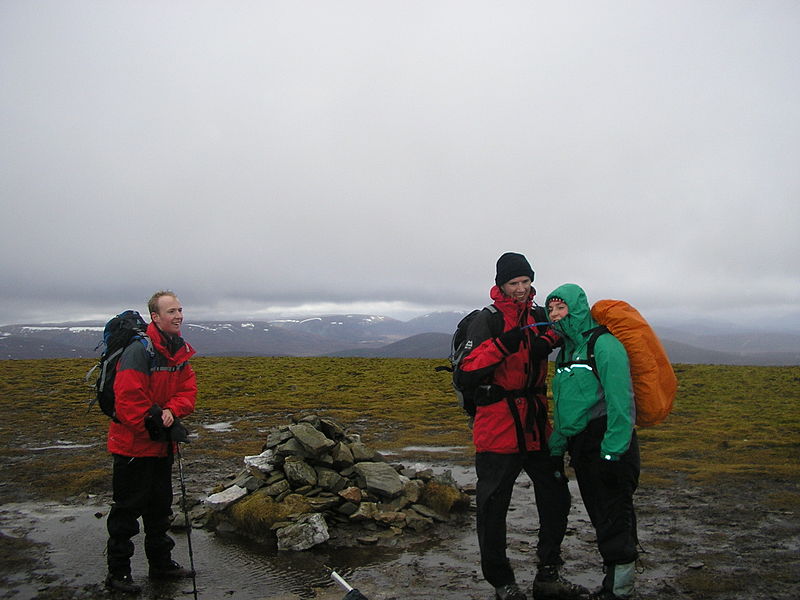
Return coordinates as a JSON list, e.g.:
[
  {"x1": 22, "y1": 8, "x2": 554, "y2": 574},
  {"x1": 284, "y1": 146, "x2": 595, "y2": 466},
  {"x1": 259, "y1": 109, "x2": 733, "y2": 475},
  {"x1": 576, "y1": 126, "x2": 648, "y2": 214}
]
[
  {"x1": 148, "y1": 559, "x2": 195, "y2": 579},
  {"x1": 496, "y1": 582, "x2": 527, "y2": 600},
  {"x1": 531, "y1": 565, "x2": 589, "y2": 599},
  {"x1": 105, "y1": 573, "x2": 142, "y2": 594}
]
